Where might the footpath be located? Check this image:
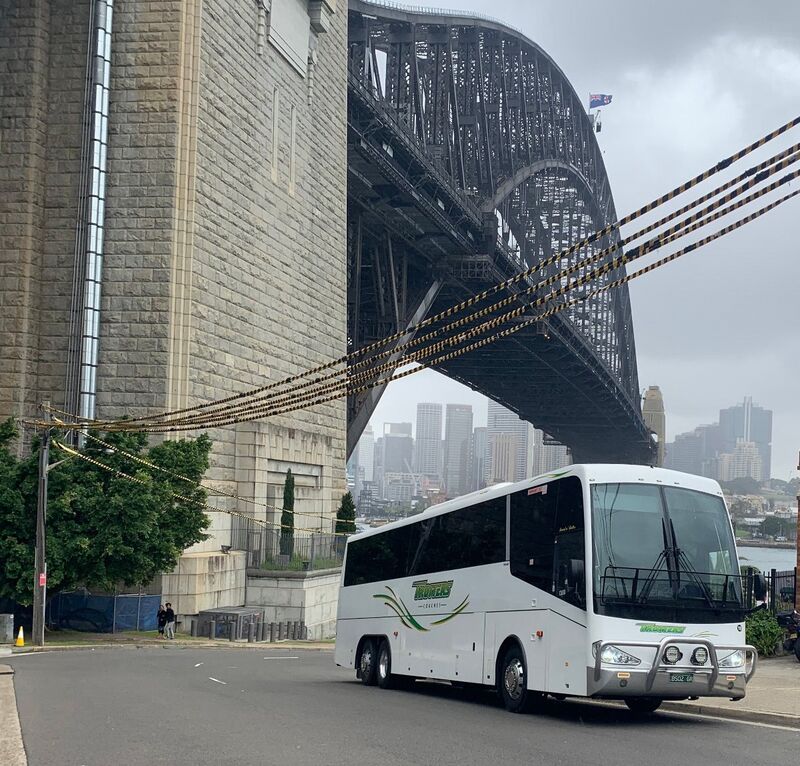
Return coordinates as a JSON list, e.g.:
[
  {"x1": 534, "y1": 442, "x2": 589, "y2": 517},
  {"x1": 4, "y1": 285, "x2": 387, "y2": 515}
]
[{"x1": 663, "y1": 654, "x2": 799, "y2": 727}]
